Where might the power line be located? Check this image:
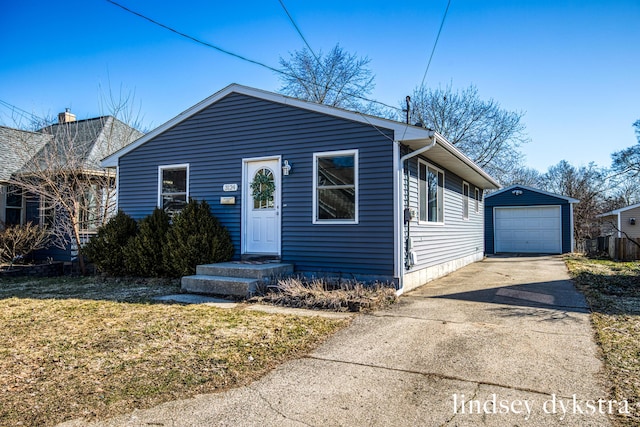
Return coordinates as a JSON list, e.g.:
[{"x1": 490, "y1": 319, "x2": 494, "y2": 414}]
[
  {"x1": 106, "y1": 0, "x2": 283, "y2": 75},
  {"x1": 0, "y1": 99, "x2": 45, "y2": 125},
  {"x1": 106, "y1": 0, "x2": 402, "y2": 114},
  {"x1": 420, "y1": 0, "x2": 451, "y2": 88},
  {"x1": 277, "y1": 0, "x2": 322, "y2": 68}
]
